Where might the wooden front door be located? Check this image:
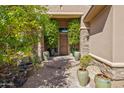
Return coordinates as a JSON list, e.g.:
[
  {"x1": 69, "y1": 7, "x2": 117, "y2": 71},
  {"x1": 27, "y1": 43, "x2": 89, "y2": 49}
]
[{"x1": 59, "y1": 33, "x2": 68, "y2": 55}]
